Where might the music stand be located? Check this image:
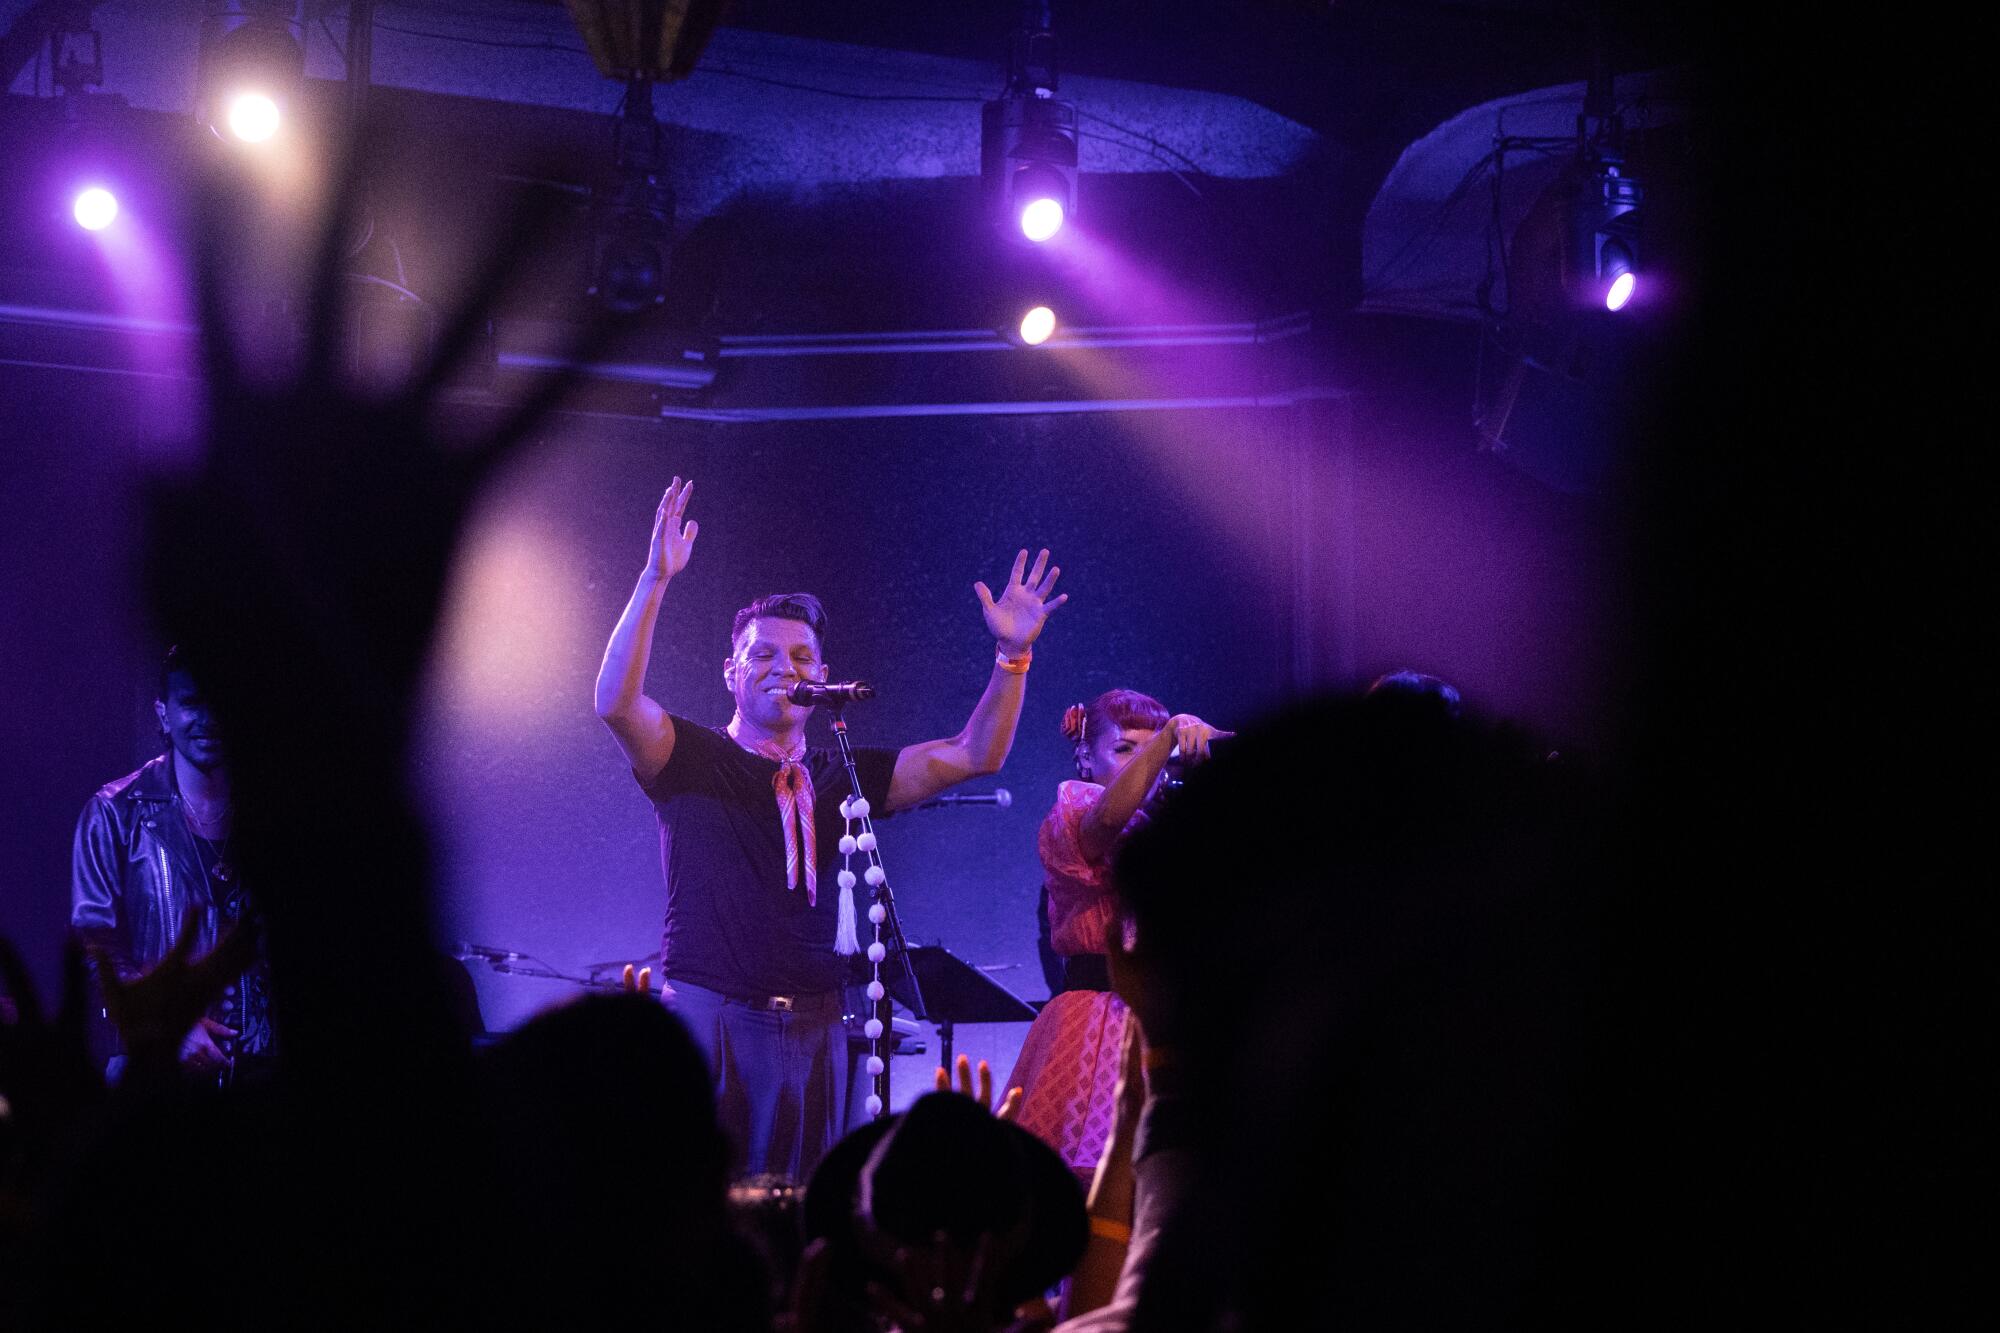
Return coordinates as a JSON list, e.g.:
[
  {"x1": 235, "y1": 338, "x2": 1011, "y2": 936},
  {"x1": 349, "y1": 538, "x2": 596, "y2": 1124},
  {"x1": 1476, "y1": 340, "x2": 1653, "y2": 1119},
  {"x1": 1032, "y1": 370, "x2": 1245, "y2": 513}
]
[{"x1": 882, "y1": 945, "x2": 1039, "y2": 1072}]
